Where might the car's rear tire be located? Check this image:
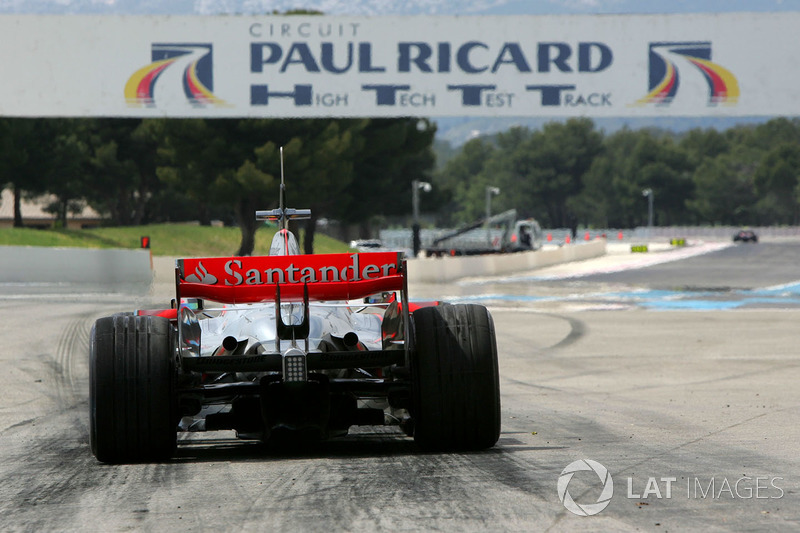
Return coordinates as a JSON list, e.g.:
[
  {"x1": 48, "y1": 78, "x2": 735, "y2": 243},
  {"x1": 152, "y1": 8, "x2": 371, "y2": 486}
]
[
  {"x1": 90, "y1": 314, "x2": 177, "y2": 463},
  {"x1": 411, "y1": 303, "x2": 501, "y2": 451}
]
